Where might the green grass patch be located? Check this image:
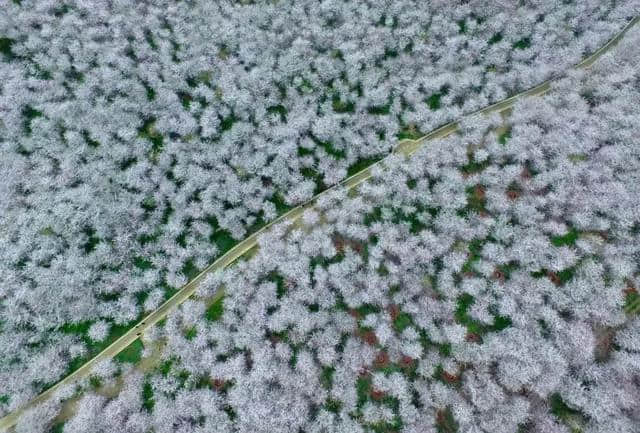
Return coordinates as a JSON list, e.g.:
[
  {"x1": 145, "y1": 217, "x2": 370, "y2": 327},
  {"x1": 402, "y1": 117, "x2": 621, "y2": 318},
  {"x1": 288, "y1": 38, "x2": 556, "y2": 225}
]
[
  {"x1": 460, "y1": 157, "x2": 490, "y2": 176},
  {"x1": 300, "y1": 166, "x2": 326, "y2": 195},
  {"x1": 457, "y1": 19, "x2": 467, "y2": 34},
  {"x1": 355, "y1": 303, "x2": 381, "y2": 316},
  {"x1": 89, "y1": 375, "x2": 102, "y2": 389},
  {"x1": 181, "y1": 258, "x2": 200, "y2": 281},
  {"x1": 205, "y1": 296, "x2": 225, "y2": 321},
  {"x1": 82, "y1": 130, "x2": 100, "y2": 148},
  {"x1": 393, "y1": 312, "x2": 414, "y2": 333},
  {"x1": 436, "y1": 407, "x2": 459, "y2": 433},
  {"x1": 367, "y1": 103, "x2": 391, "y2": 115},
  {"x1": 426, "y1": 93, "x2": 443, "y2": 110},
  {"x1": 115, "y1": 338, "x2": 144, "y2": 363},
  {"x1": 267, "y1": 104, "x2": 288, "y2": 122},
  {"x1": 513, "y1": 37, "x2": 531, "y2": 50},
  {"x1": 142, "y1": 381, "x2": 155, "y2": 412},
  {"x1": 320, "y1": 366, "x2": 335, "y2": 390},
  {"x1": 488, "y1": 32, "x2": 503, "y2": 45},
  {"x1": 624, "y1": 291, "x2": 640, "y2": 315},
  {"x1": 550, "y1": 393, "x2": 582, "y2": 419},
  {"x1": 133, "y1": 256, "x2": 154, "y2": 270},
  {"x1": 22, "y1": 105, "x2": 43, "y2": 135},
  {"x1": 332, "y1": 94, "x2": 355, "y2": 113},
  {"x1": 498, "y1": 128, "x2": 512, "y2": 145},
  {"x1": 270, "y1": 192, "x2": 294, "y2": 215},
  {"x1": 356, "y1": 375, "x2": 372, "y2": 408},
  {"x1": 550, "y1": 228, "x2": 579, "y2": 247},
  {"x1": 346, "y1": 156, "x2": 383, "y2": 177},
  {"x1": 220, "y1": 113, "x2": 237, "y2": 132},
  {"x1": 455, "y1": 293, "x2": 511, "y2": 336},
  {"x1": 184, "y1": 326, "x2": 197, "y2": 340},
  {"x1": 314, "y1": 138, "x2": 347, "y2": 159},
  {"x1": 138, "y1": 119, "x2": 164, "y2": 159},
  {"x1": 0, "y1": 37, "x2": 14, "y2": 60},
  {"x1": 266, "y1": 271, "x2": 286, "y2": 298},
  {"x1": 396, "y1": 124, "x2": 424, "y2": 140},
  {"x1": 325, "y1": 398, "x2": 342, "y2": 414},
  {"x1": 48, "y1": 422, "x2": 65, "y2": 433}
]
